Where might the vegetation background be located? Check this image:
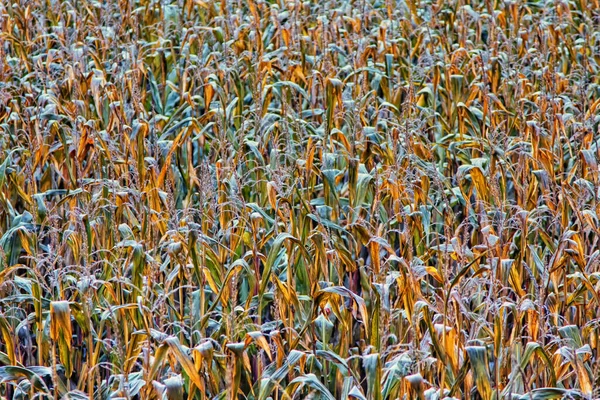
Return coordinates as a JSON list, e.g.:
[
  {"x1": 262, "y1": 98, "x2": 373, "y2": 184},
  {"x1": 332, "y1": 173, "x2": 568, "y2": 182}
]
[{"x1": 0, "y1": 0, "x2": 599, "y2": 398}]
